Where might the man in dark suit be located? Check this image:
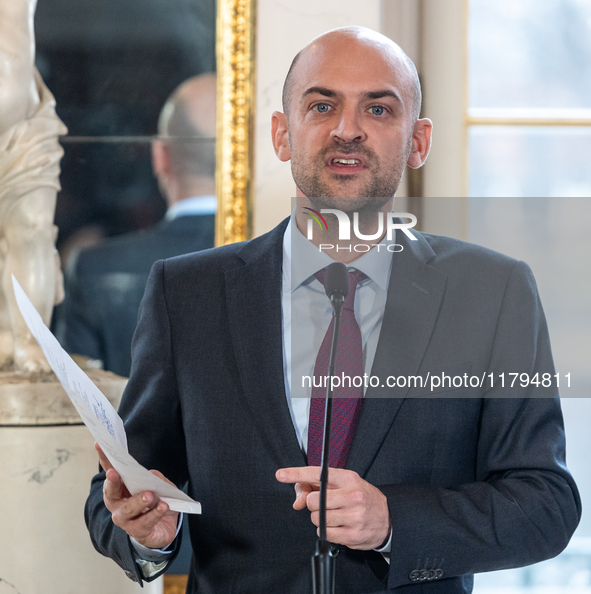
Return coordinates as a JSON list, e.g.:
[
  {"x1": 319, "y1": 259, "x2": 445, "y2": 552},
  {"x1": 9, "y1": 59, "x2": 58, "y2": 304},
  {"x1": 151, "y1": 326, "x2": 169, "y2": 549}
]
[
  {"x1": 56, "y1": 73, "x2": 216, "y2": 378},
  {"x1": 85, "y1": 27, "x2": 580, "y2": 593}
]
